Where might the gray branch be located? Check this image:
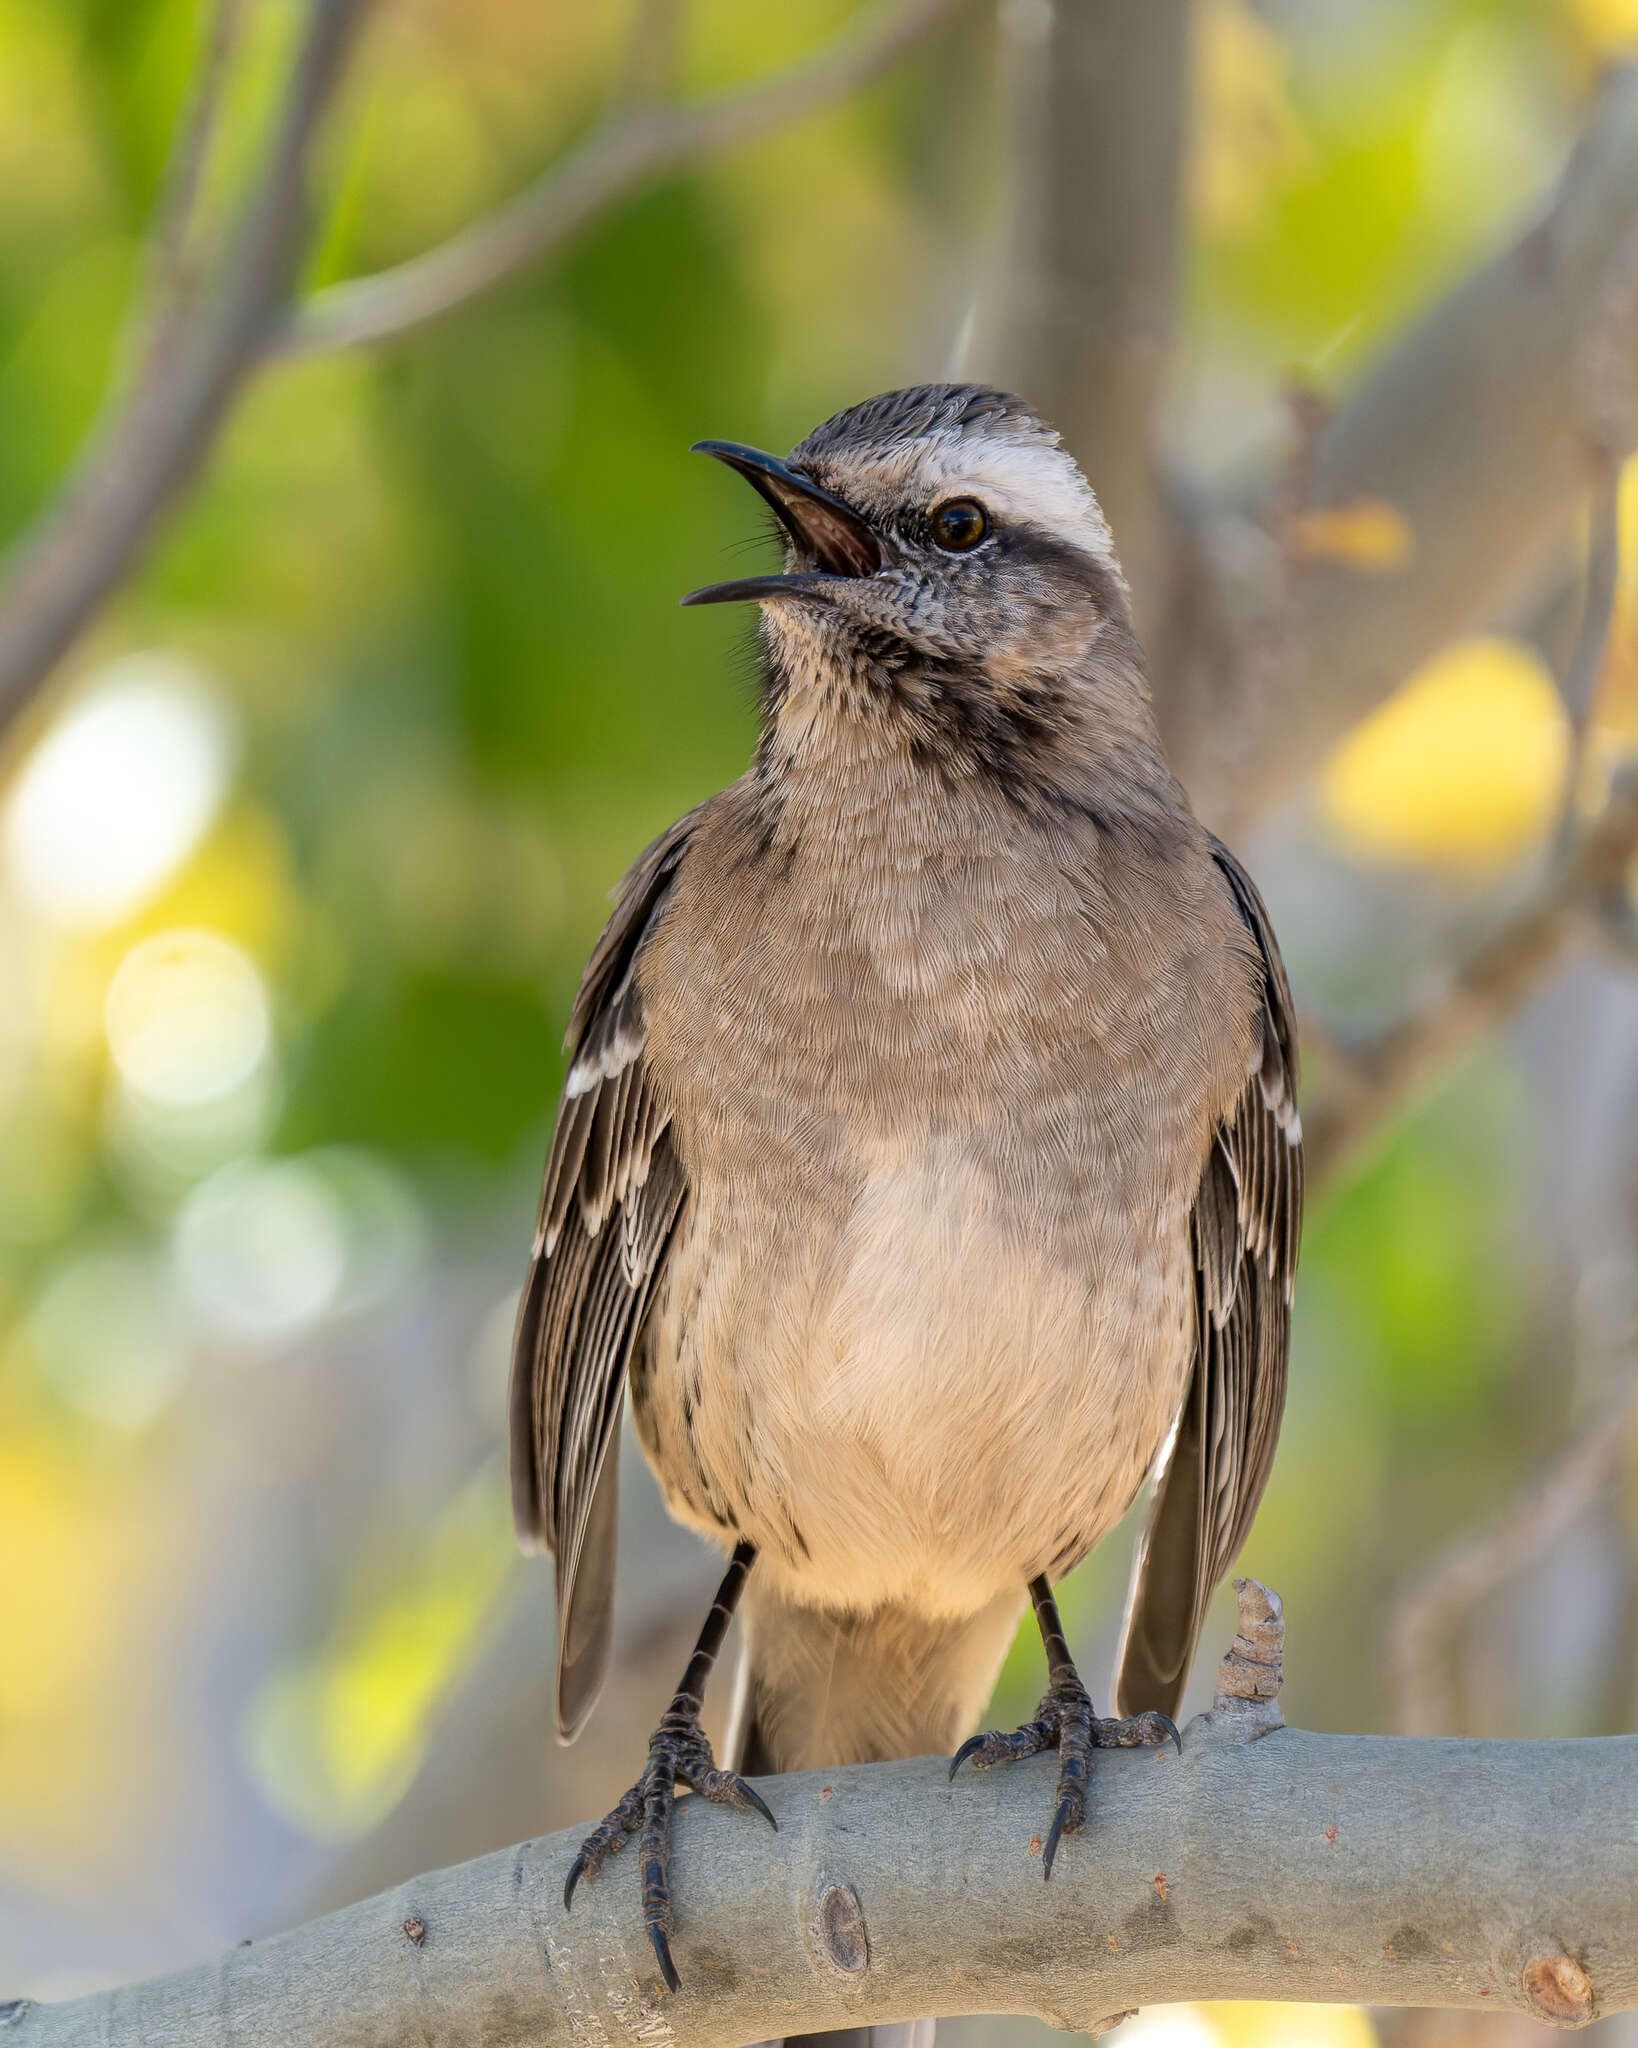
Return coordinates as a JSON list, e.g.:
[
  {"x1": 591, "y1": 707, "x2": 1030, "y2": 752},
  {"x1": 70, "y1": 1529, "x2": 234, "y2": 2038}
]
[
  {"x1": 10, "y1": 1585, "x2": 1634, "y2": 2044},
  {"x1": 1160, "y1": 61, "x2": 1638, "y2": 832},
  {"x1": 1303, "y1": 771, "x2": 1638, "y2": 1188},
  {"x1": 0, "y1": 0, "x2": 370, "y2": 731},
  {"x1": 133, "y1": 0, "x2": 251, "y2": 345},
  {"x1": 276, "y1": 0, "x2": 964, "y2": 356},
  {"x1": 1393, "y1": 1369, "x2": 1638, "y2": 1736}
]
